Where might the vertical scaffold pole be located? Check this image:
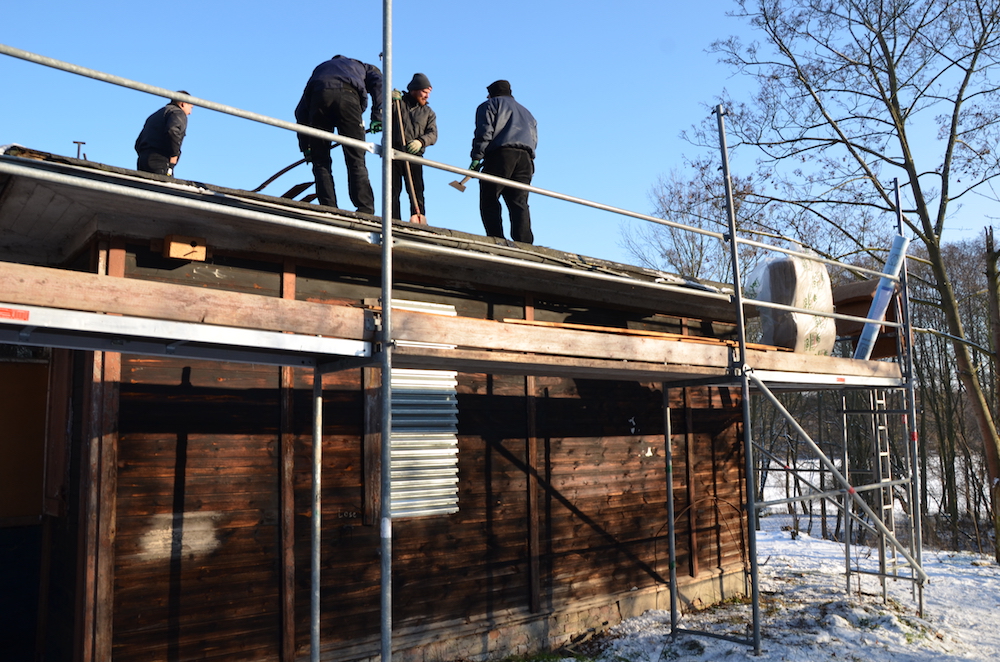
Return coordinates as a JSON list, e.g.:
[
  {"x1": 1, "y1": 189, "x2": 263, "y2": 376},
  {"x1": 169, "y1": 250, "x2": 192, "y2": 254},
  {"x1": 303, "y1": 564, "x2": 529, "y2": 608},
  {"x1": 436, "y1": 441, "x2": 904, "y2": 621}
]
[
  {"x1": 310, "y1": 365, "x2": 323, "y2": 662},
  {"x1": 380, "y1": 3, "x2": 396, "y2": 662},
  {"x1": 841, "y1": 394, "x2": 853, "y2": 594},
  {"x1": 663, "y1": 388, "x2": 679, "y2": 635},
  {"x1": 715, "y1": 104, "x2": 761, "y2": 654}
]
